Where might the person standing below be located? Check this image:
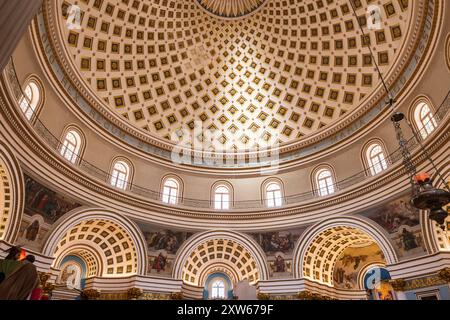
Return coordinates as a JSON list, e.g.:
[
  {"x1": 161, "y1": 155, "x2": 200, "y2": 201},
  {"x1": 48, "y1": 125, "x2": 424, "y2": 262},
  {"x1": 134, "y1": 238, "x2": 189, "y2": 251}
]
[{"x1": 0, "y1": 246, "x2": 40, "y2": 300}]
